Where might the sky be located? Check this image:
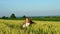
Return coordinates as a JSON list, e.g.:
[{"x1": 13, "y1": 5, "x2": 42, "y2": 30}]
[{"x1": 0, "y1": 0, "x2": 60, "y2": 17}]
